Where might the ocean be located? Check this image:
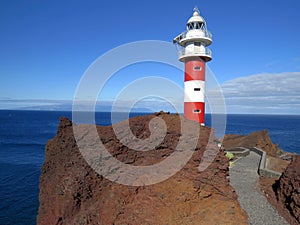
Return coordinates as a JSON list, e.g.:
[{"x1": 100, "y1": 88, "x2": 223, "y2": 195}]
[{"x1": 0, "y1": 110, "x2": 299, "y2": 225}]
